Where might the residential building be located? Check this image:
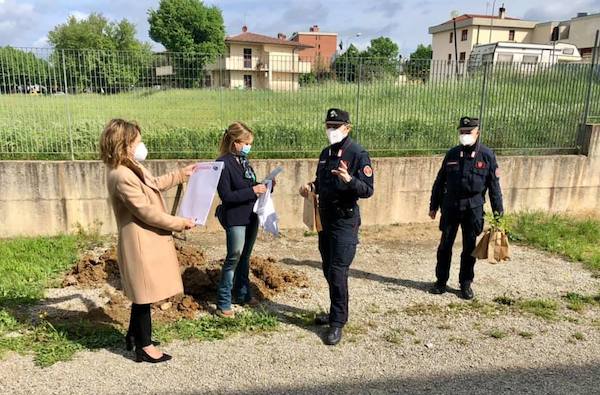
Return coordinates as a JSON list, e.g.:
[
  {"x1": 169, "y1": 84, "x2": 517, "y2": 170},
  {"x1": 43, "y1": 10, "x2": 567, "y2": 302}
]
[
  {"x1": 429, "y1": 7, "x2": 600, "y2": 64},
  {"x1": 206, "y1": 26, "x2": 312, "y2": 91},
  {"x1": 428, "y1": 6, "x2": 536, "y2": 64},
  {"x1": 289, "y1": 25, "x2": 338, "y2": 71},
  {"x1": 534, "y1": 12, "x2": 600, "y2": 60}
]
